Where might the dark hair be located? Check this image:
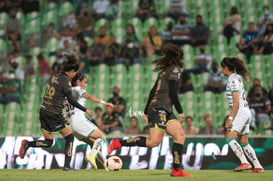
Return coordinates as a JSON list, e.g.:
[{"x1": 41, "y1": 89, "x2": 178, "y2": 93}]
[
  {"x1": 220, "y1": 57, "x2": 251, "y2": 81},
  {"x1": 152, "y1": 43, "x2": 183, "y2": 71},
  {"x1": 95, "y1": 106, "x2": 102, "y2": 112},
  {"x1": 130, "y1": 116, "x2": 138, "y2": 121},
  {"x1": 126, "y1": 24, "x2": 136, "y2": 34},
  {"x1": 71, "y1": 72, "x2": 86, "y2": 86},
  {"x1": 62, "y1": 54, "x2": 80, "y2": 73},
  {"x1": 230, "y1": 6, "x2": 238, "y2": 15},
  {"x1": 186, "y1": 116, "x2": 193, "y2": 121},
  {"x1": 37, "y1": 53, "x2": 44, "y2": 60}
]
